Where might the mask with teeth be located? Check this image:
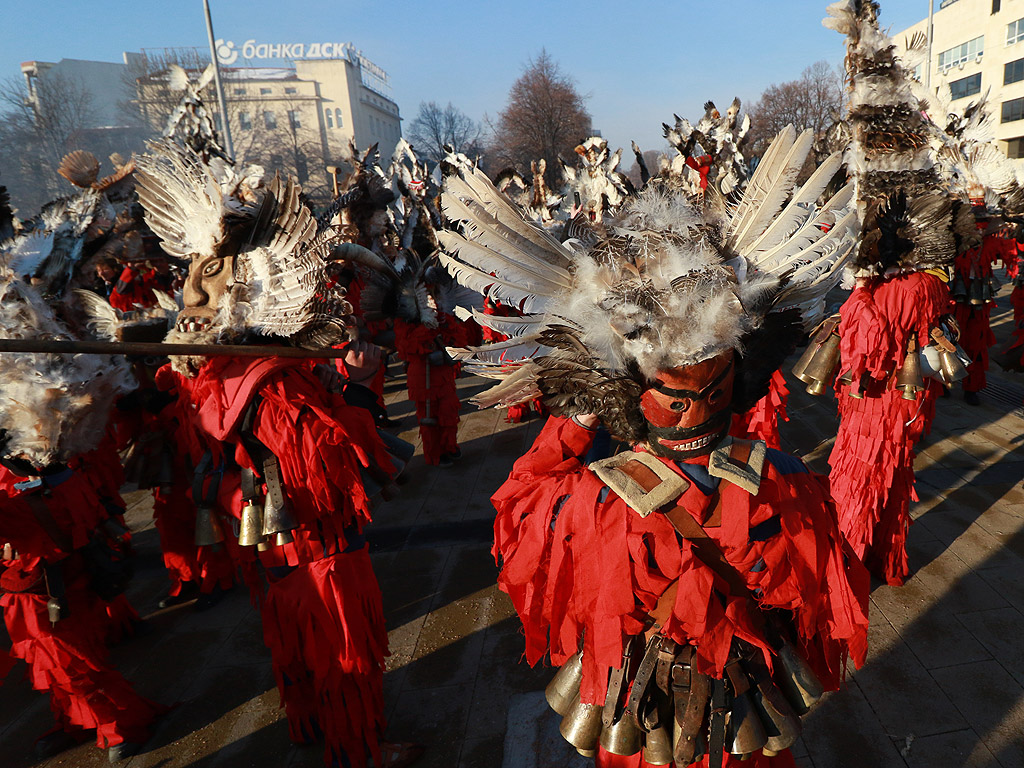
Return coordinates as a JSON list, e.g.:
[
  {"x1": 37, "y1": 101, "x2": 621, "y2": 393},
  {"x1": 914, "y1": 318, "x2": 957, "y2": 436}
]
[{"x1": 639, "y1": 351, "x2": 735, "y2": 459}]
